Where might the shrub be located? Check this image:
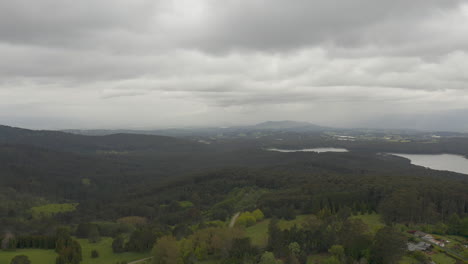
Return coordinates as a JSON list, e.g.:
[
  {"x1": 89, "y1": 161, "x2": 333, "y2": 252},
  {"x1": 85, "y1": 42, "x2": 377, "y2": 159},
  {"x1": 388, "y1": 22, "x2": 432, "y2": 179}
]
[
  {"x1": 91, "y1": 249, "x2": 99, "y2": 258},
  {"x1": 10, "y1": 255, "x2": 31, "y2": 264},
  {"x1": 236, "y1": 212, "x2": 256, "y2": 227},
  {"x1": 252, "y1": 209, "x2": 265, "y2": 221}
]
